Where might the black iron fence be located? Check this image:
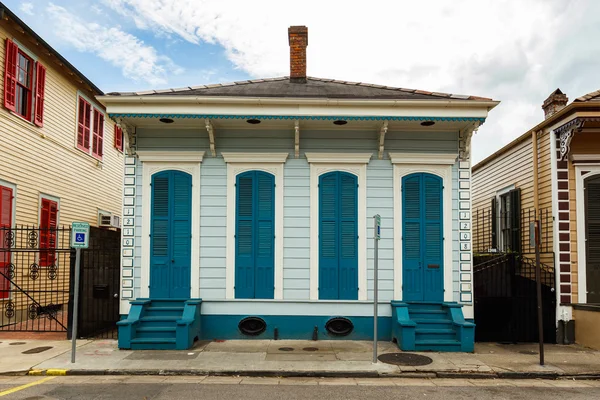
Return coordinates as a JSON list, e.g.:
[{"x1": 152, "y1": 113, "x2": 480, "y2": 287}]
[
  {"x1": 473, "y1": 206, "x2": 553, "y2": 255},
  {"x1": 68, "y1": 227, "x2": 120, "y2": 339},
  {"x1": 474, "y1": 253, "x2": 556, "y2": 343},
  {"x1": 0, "y1": 225, "x2": 71, "y2": 332}
]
